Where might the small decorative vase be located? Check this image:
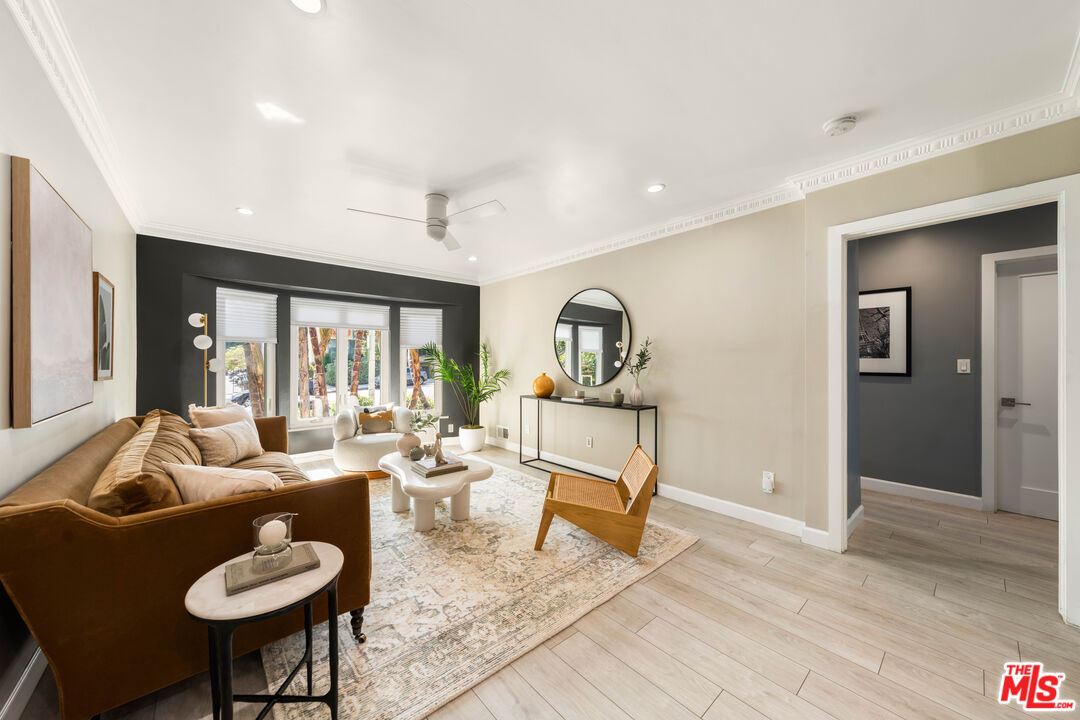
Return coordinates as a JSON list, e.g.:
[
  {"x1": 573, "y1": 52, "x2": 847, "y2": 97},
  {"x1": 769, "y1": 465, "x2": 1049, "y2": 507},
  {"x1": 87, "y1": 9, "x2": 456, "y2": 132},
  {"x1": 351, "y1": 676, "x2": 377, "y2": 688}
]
[
  {"x1": 408, "y1": 446, "x2": 425, "y2": 461},
  {"x1": 629, "y1": 379, "x2": 644, "y2": 406},
  {"x1": 611, "y1": 388, "x2": 624, "y2": 406},
  {"x1": 533, "y1": 372, "x2": 555, "y2": 398},
  {"x1": 396, "y1": 432, "x2": 421, "y2": 458}
]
